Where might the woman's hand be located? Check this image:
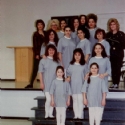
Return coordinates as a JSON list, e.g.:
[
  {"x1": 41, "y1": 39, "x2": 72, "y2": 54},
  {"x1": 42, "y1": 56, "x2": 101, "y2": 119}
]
[
  {"x1": 40, "y1": 82, "x2": 44, "y2": 90},
  {"x1": 65, "y1": 77, "x2": 70, "y2": 82},
  {"x1": 51, "y1": 100, "x2": 55, "y2": 107},
  {"x1": 99, "y1": 74, "x2": 105, "y2": 79},
  {"x1": 83, "y1": 98, "x2": 88, "y2": 106},
  {"x1": 84, "y1": 73, "x2": 89, "y2": 80},
  {"x1": 101, "y1": 98, "x2": 106, "y2": 106},
  {"x1": 66, "y1": 99, "x2": 70, "y2": 106},
  {"x1": 42, "y1": 55, "x2": 46, "y2": 59}
]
